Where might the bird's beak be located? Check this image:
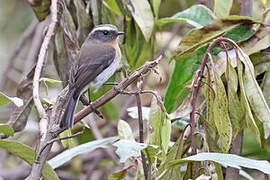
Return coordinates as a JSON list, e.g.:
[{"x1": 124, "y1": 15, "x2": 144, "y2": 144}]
[{"x1": 117, "y1": 31, "x2": 125, "y2": 35}]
